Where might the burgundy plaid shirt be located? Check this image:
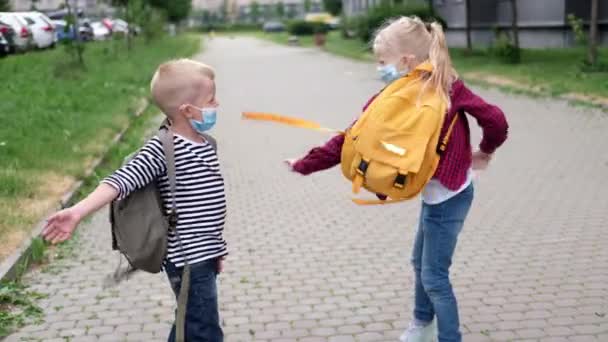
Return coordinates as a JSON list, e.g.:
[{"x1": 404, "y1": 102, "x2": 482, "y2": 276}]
[{"x1": 292, "y1": 80, "x2": 509, "y2": 191}]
